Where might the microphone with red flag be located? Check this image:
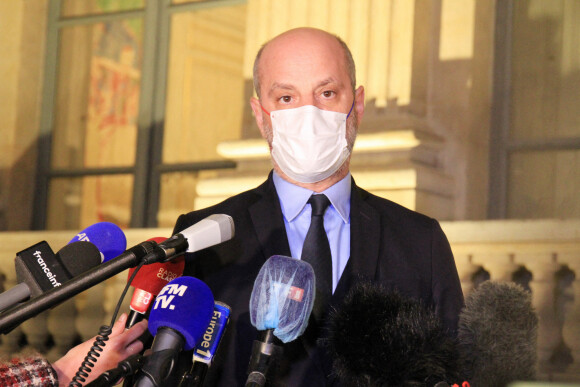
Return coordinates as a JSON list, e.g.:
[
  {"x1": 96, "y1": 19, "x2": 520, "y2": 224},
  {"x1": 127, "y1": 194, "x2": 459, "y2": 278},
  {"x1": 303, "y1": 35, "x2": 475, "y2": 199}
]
[{"x1": 125, "y1": 237, "x2": 185, "y2": 329}]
